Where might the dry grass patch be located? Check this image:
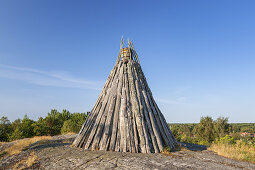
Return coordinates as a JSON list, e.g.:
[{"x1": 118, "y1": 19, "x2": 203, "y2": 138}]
[
  {"x1": 5, "y1": 136, "x2": 52, "y2": 155},
  {"x1": 13, "y1": 151, "x2": 38, "y2": 170},
  {"x1": 0, "y1": 142, "x2": 6, "y2": 146},
  {"x1": 62, "y1": 132, "x2": 76, "y2": 135},
  {"x1": 26, "y1": 152, "x2": 38, "y2": 167},
  {"x1": 209, "y1": 141, "x2": 255, "y2": 163},
  {"x1": 161, "y1": 144, "x2": 184, "y2": 156}
]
